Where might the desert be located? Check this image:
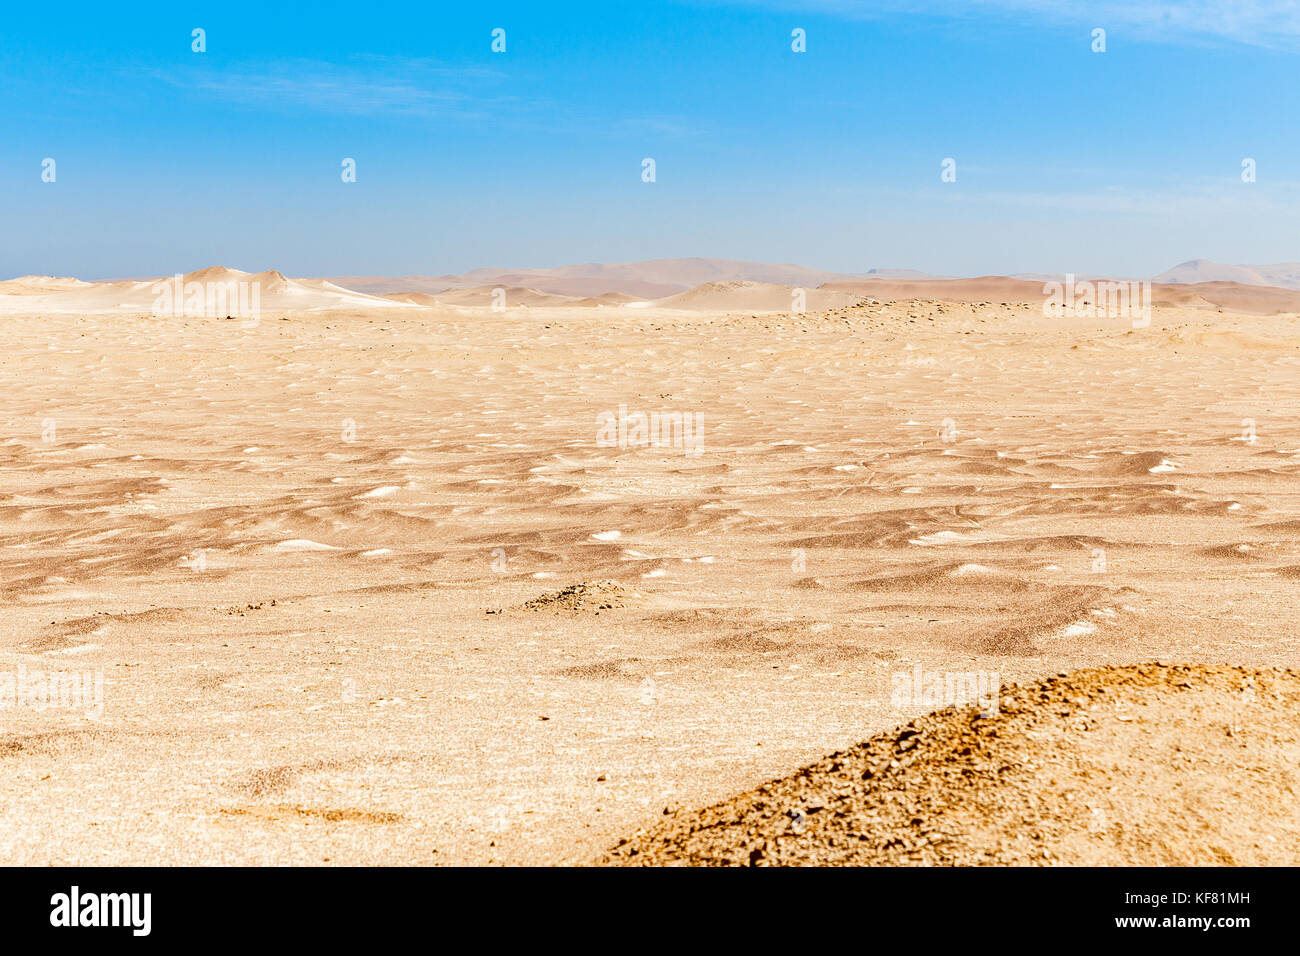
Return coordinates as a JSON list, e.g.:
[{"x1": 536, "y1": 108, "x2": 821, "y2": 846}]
[{"x1": 1, "y1": 265, "x2": 1298, "y2": 865}]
